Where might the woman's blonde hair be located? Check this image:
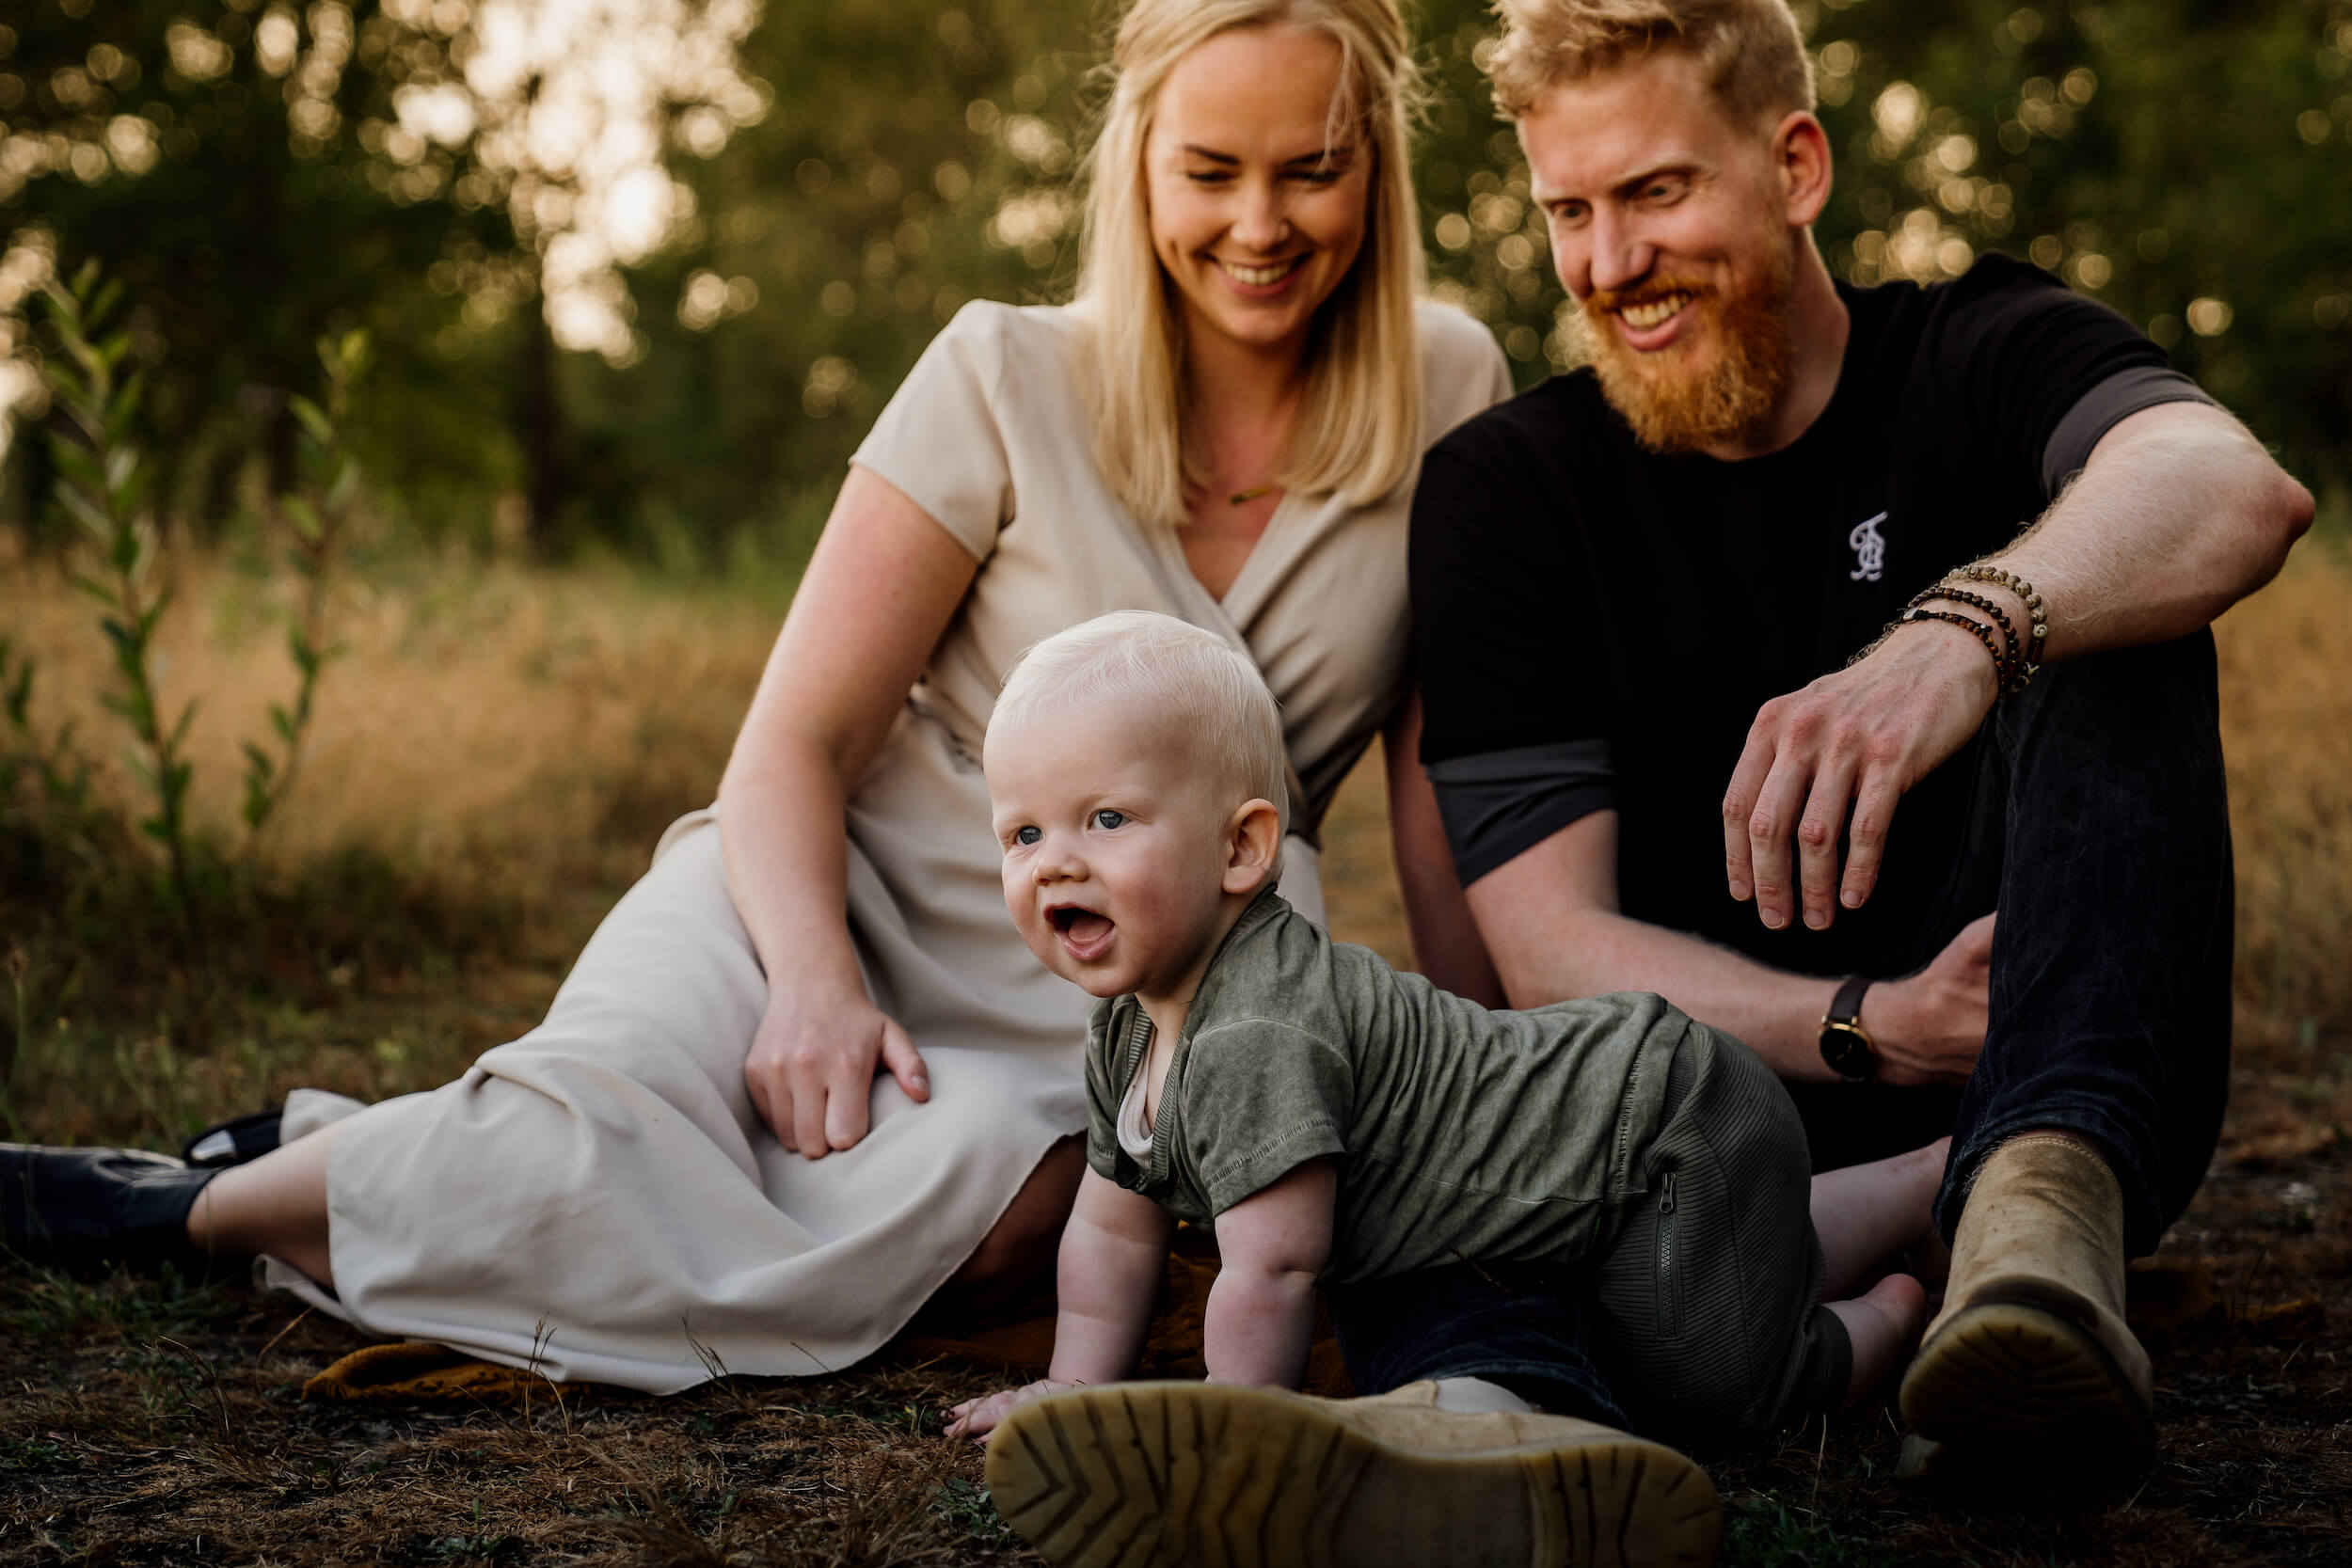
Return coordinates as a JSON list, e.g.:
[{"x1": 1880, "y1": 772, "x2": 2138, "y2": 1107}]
[
  {"x1": 1075, "y1": 0, "x2": 1427, "y2": 530},
  {"x1": 991, "y1": 611, "x2": 1291, "y2": 839}
]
